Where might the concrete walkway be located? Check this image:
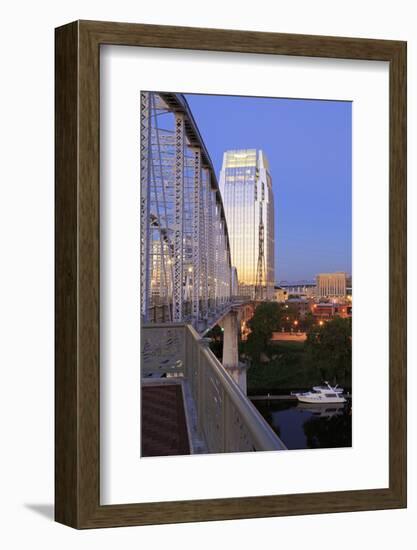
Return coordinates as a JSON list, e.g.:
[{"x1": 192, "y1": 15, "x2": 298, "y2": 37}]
[{"x1": 141, "y1": 384, "x2": 190, "y2": 457}]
